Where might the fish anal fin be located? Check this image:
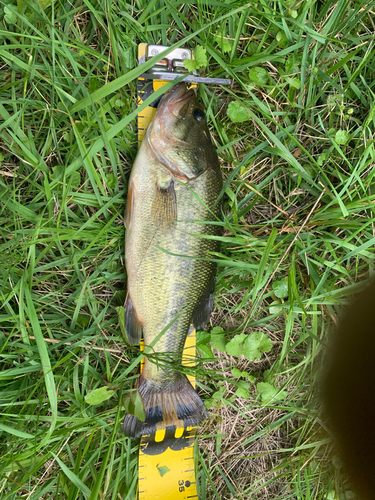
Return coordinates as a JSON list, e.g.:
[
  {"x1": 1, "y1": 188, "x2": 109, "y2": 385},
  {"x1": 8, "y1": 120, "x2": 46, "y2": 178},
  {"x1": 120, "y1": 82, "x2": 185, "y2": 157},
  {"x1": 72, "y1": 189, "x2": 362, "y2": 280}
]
[
  {"x1": 152, "y1": 179, "x2": 177, "y2": 231},
  {"x1": 192, "y1": 278, "x2": 216, "y2": 331},
  {"x1": 124, "y1": 293, "x2": 143, "y2": 345},
  {"x1": 124, "y1": 182, "x2": 135, "y2": 228},
  {"x1": 123, "y1": 374, "x2": 208, "y2": 438}
]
